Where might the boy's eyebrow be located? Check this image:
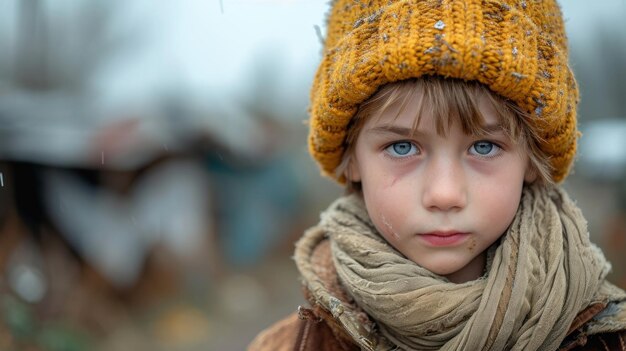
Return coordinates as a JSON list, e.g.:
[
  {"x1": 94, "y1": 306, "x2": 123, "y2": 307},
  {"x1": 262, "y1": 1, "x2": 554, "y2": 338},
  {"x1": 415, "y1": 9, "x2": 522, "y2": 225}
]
[
  {"x1": 477, "y1": 123, "x2": 506, "y2": 134},
  {"x1": 365, "y1": 125, "x2": 418, "y2": 137}
]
